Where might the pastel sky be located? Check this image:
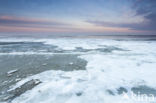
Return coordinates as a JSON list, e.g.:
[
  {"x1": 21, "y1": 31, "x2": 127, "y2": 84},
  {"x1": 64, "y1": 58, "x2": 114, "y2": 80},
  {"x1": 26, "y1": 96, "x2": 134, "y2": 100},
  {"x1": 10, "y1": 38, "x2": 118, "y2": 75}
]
[{"x1": 0, "y1": 0, "x2": 156, "y2": 34}]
